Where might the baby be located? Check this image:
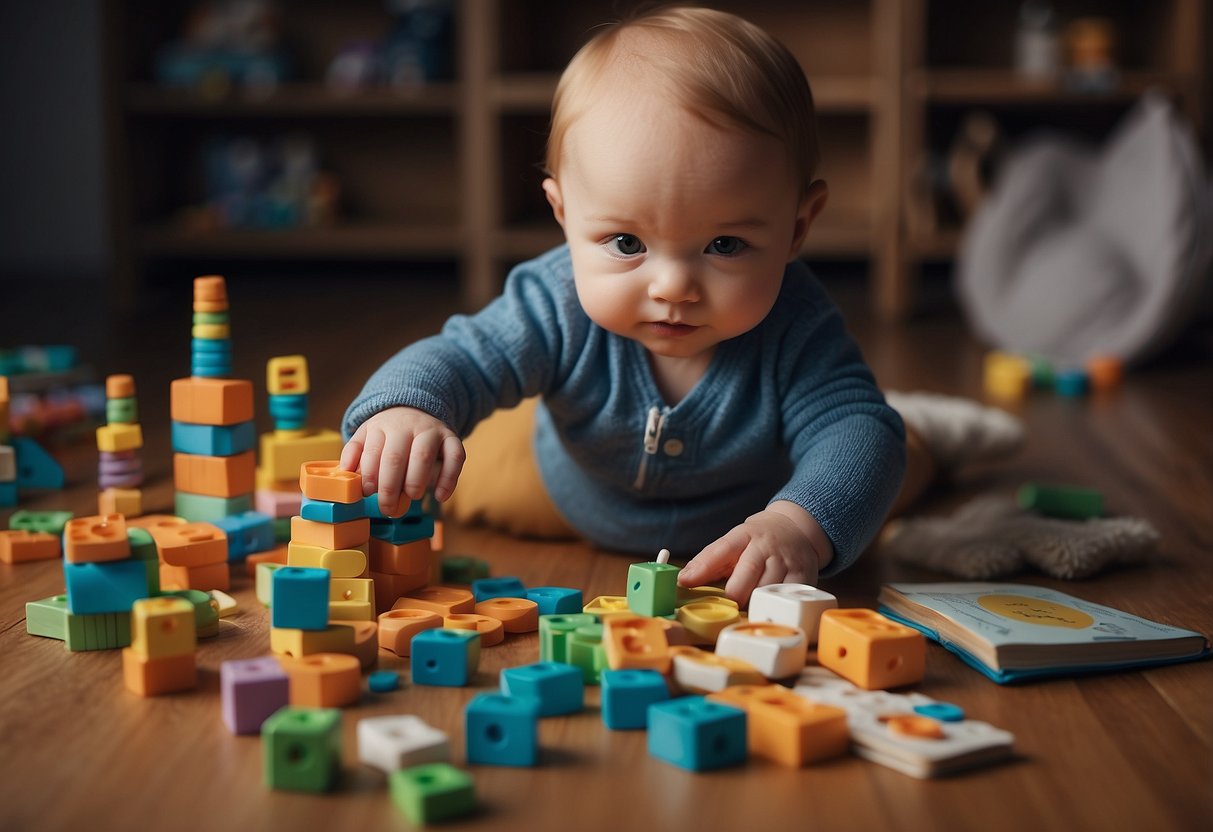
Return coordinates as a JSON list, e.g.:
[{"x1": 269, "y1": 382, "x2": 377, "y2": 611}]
[{"x1": 341, "y1": 7, "x2": 908, "y2": 603}]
